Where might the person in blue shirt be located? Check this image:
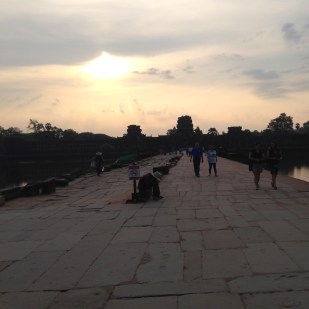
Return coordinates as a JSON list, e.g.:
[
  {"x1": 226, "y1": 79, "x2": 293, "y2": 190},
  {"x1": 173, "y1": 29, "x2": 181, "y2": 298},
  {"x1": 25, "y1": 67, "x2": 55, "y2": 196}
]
[{"x1": 191, "y1": 142, "x2": 204, "y2": 177}]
